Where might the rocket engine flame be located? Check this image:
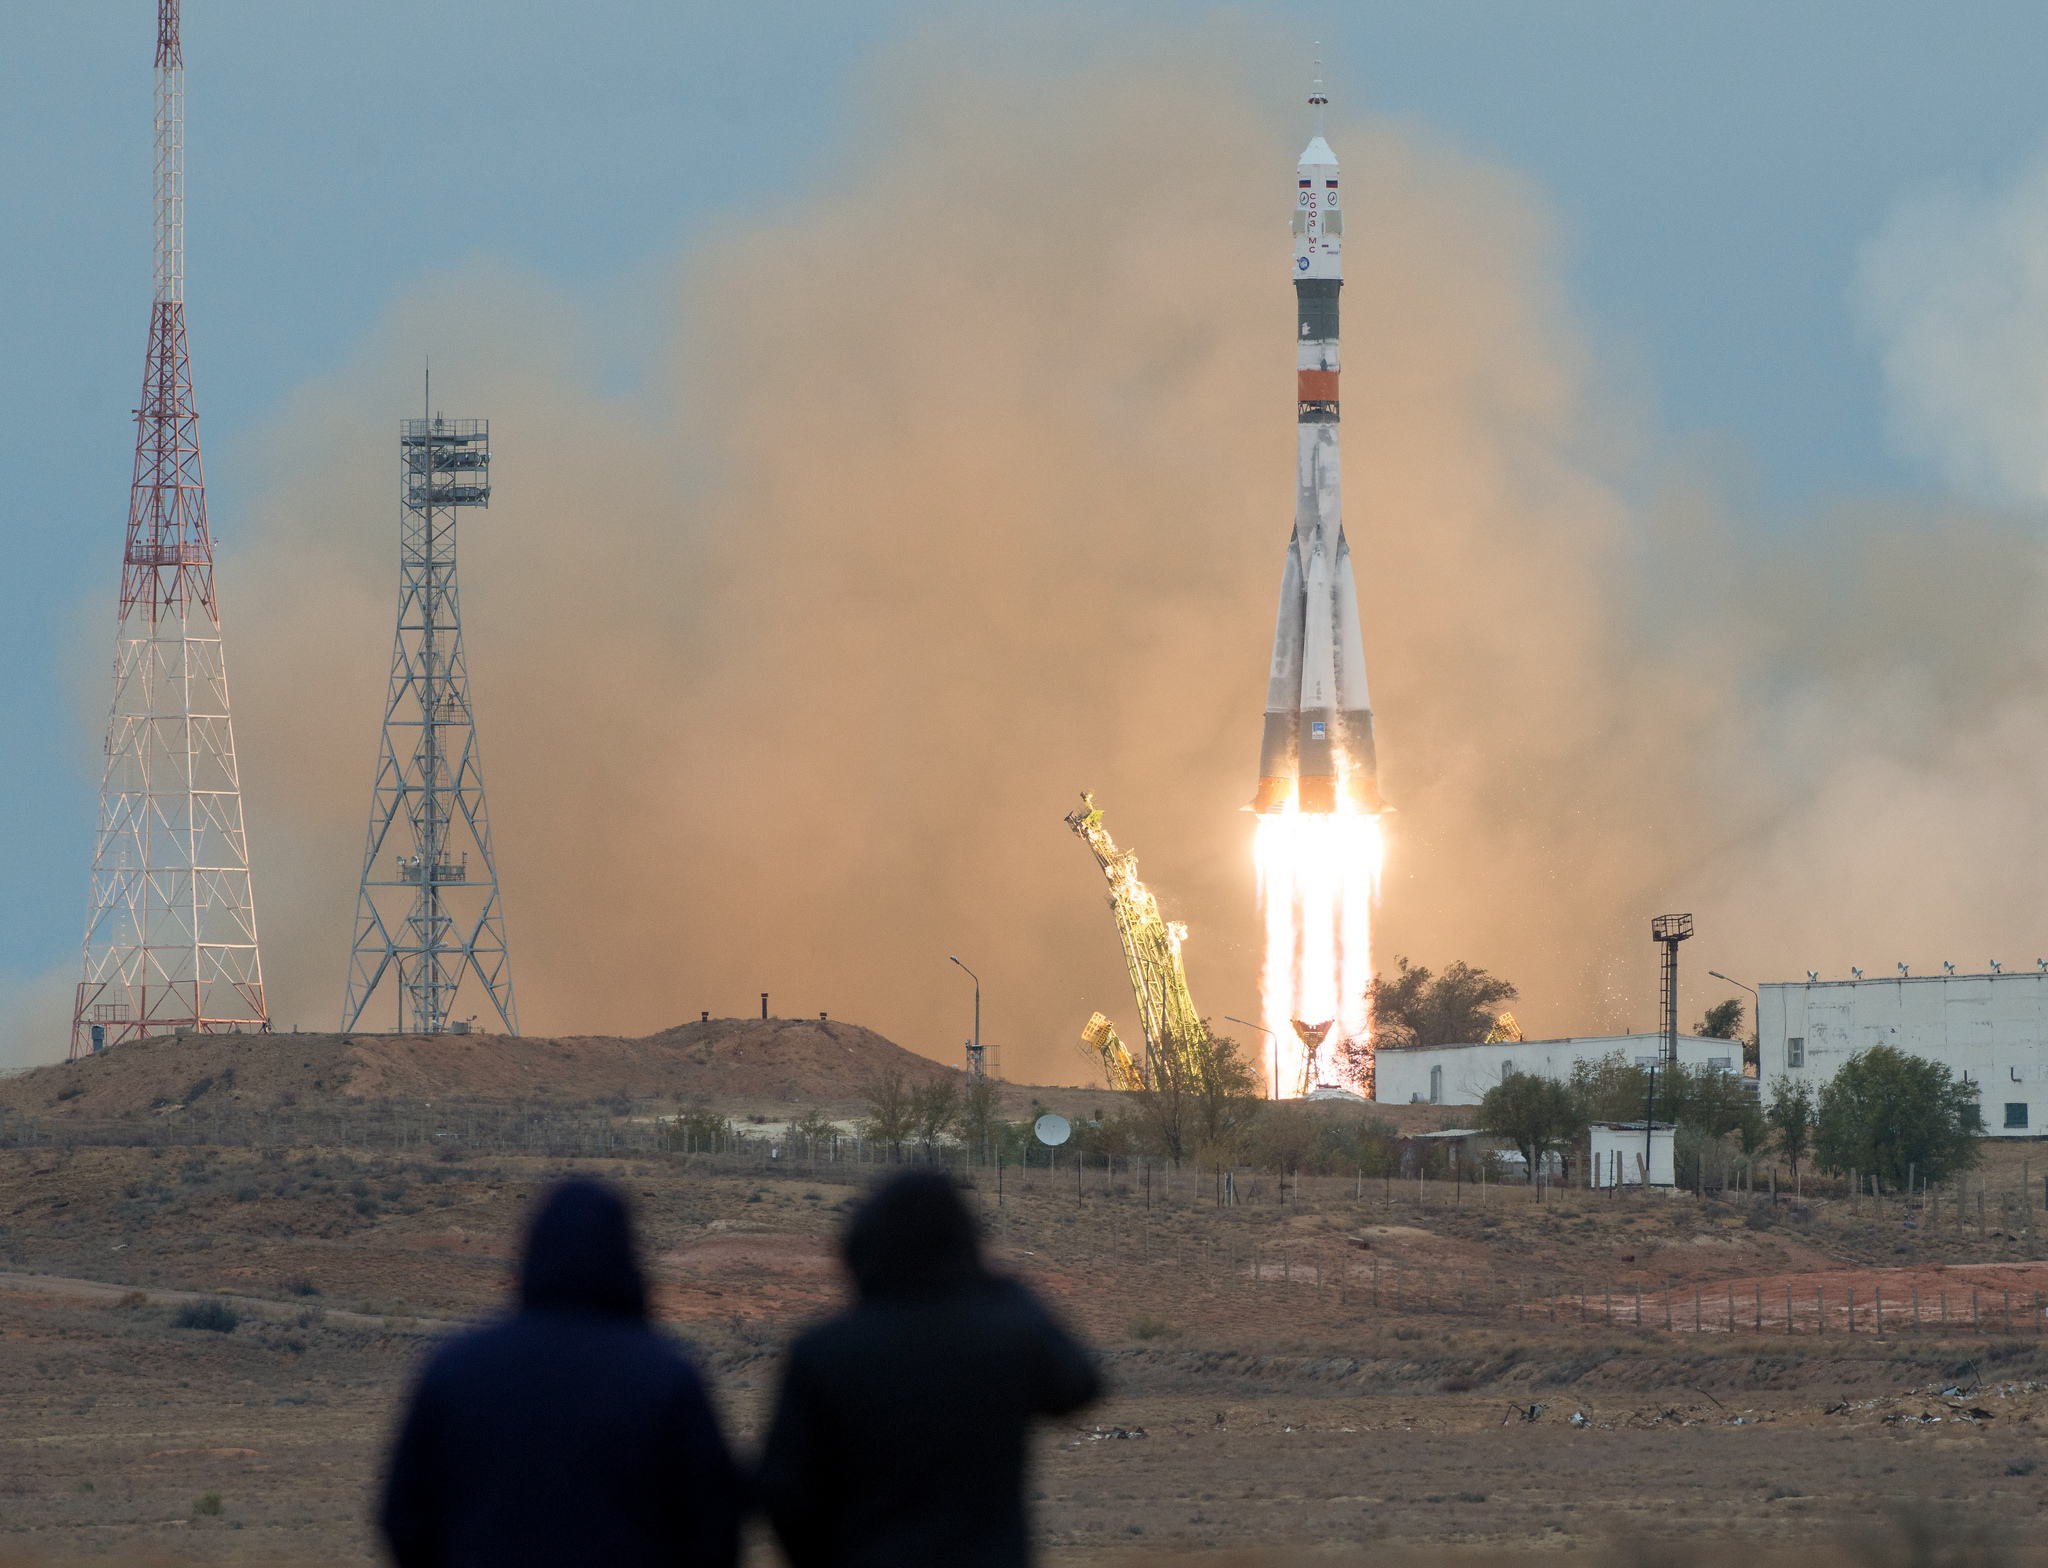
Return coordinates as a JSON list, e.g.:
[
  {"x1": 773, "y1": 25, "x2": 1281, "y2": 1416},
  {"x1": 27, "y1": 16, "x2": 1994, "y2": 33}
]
[{"x1": 1255, "y1": 806, "x2": 1382, "y2": 1097}]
